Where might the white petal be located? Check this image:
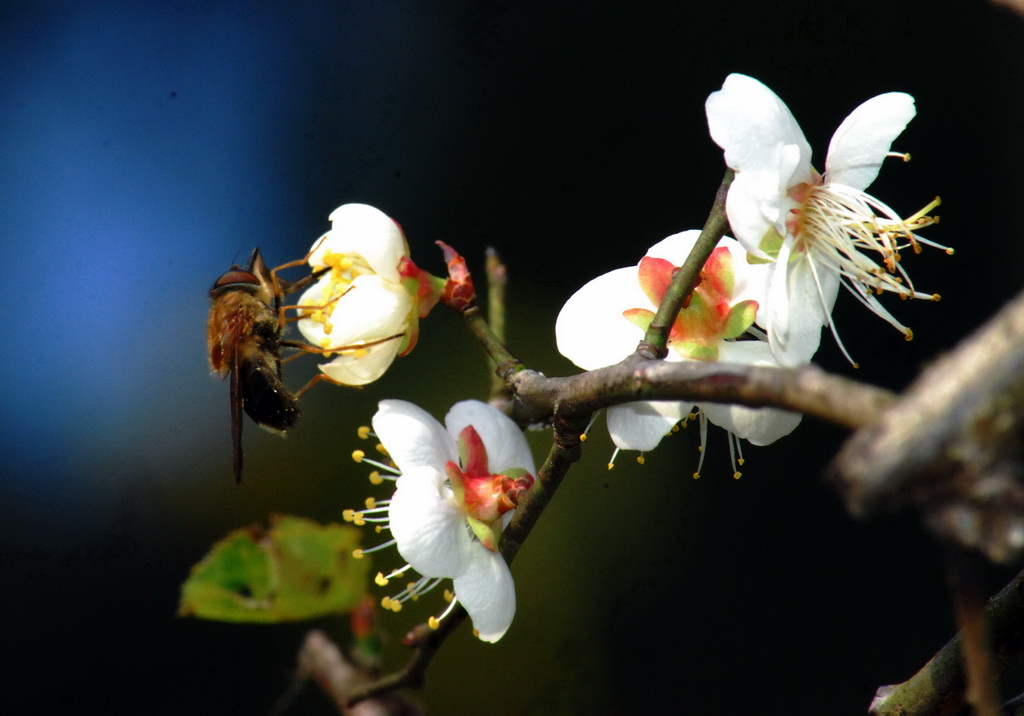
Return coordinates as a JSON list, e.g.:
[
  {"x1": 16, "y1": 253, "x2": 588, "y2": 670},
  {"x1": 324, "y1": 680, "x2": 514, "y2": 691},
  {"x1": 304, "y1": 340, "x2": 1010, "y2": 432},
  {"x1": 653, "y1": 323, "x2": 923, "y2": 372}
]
[
  {"x1": 700, "y1": 341, "x2": 802, "y2": 445},
  {"x1": 452, "y1": 548, "x2": 516, "y2": 642},
  {"x1": 699, "y1": 401, "x2": 802, "y2": 446},
  {"x1": 308, "y1": 203, "x2": 408, "y2": 283},
  {"x1": 445, "y1": 400, "x2": 536, "y2": 476},
  {"x1": 555, "y1": 267, "x2": 647, "y2": 370},
  {"x1": 723, "y1": 171, "x2": 783, "y2": 259},
  {"x1": 388, "y1": 467, "x2": 475, "y2": 578},
  {"x1": 606, "y1": 401, "x2": 690, "y2": 451},
  {"x1": 318, "y1": 338, "x2": 403, "y2": 386},
  {"x1": 372, "y1": 400, "x2": 457, "y2": 474},
  {"x1": 303, "y1": 274, "x2": 412, "y2": 346},
  {"x1": 706, "y1": 74, "x2": 812, "y2": 180},
  {"x1": 644, "y1": 230, "x2": 701, "y2": 264},
  {"x1": 764, "y1": 242, "x2": 839, "y2": 367},
  {"x1": 825, "y1": 93, "x2": 915, "y2": 191}
]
